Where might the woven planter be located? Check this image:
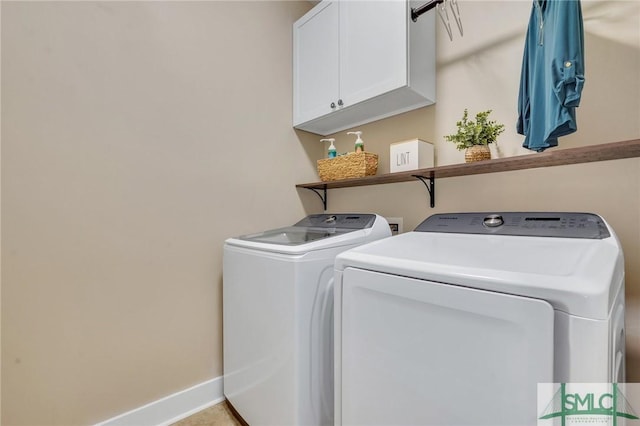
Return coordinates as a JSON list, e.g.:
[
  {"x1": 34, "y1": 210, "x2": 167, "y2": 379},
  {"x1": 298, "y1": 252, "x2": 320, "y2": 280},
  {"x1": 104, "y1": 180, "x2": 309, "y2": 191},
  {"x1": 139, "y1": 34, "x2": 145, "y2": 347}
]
[
  {"x1": 317, "y1": 152, "x2": 378, "y2": 182},
  {"x1": 464, "y1": 145, "x2": 492, "y2": 163}
]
